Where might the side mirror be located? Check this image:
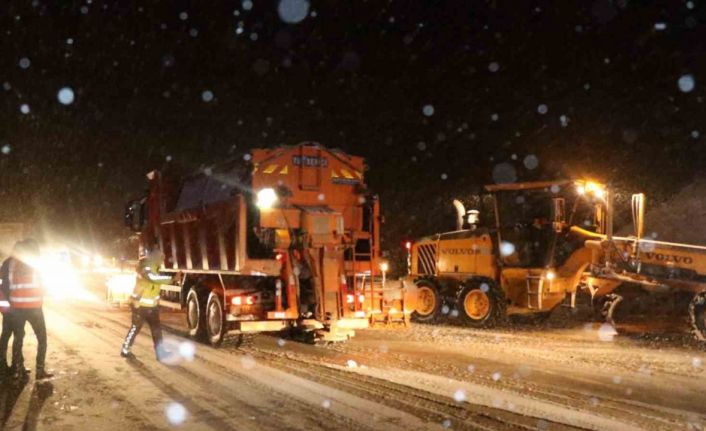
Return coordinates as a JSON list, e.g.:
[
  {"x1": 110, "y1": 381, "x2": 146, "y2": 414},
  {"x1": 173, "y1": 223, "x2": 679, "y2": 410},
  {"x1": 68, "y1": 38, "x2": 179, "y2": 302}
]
[
  {"x1": 125, "y1": 199, "x2": 145, "y2": 232},
  {"x1": 552, "y1": 197, "x2": 565, "y2": 233}
]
